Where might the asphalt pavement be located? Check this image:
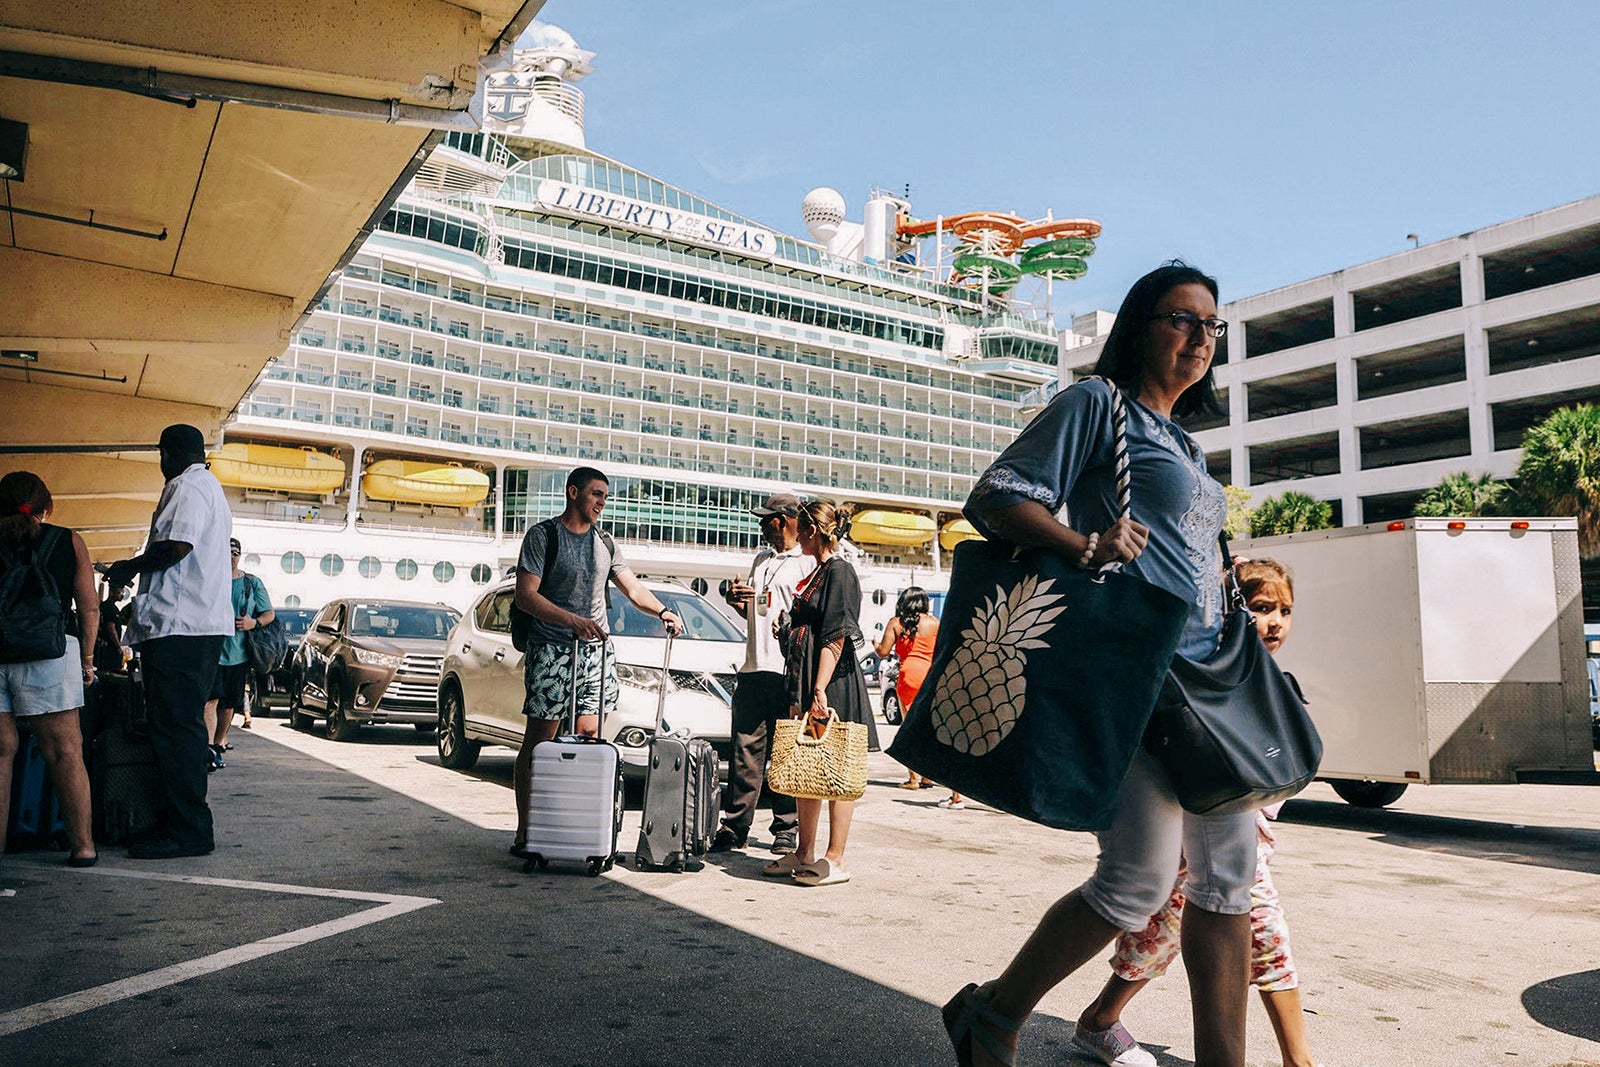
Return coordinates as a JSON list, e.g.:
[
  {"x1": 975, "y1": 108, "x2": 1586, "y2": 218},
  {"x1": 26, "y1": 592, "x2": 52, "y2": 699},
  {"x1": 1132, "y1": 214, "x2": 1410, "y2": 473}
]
[{"x1": 4, "y1": 704, "x2": 1600, "y2": 1067}]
